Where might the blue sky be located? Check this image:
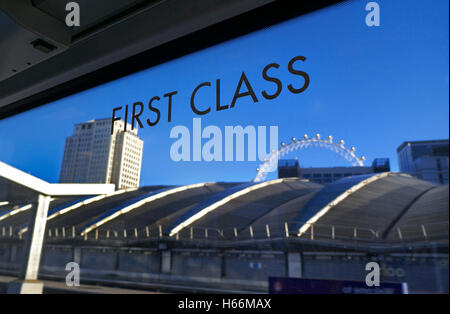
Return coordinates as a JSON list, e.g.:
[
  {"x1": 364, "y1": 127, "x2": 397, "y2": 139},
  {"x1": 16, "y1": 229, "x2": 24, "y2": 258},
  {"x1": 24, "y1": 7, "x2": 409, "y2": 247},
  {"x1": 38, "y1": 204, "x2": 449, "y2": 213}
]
[{"x1": 0, "y1": 0, "x2": 448, "y2": 185}]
